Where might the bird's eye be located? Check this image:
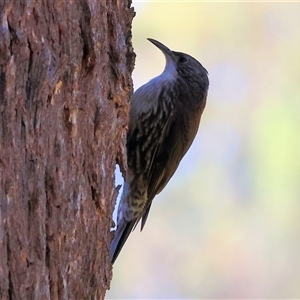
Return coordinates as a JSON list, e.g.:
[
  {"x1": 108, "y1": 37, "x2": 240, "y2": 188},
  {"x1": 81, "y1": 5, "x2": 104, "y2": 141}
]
[{"x1": 179, "y1": 56, "x2": 187, "y2": 63}]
